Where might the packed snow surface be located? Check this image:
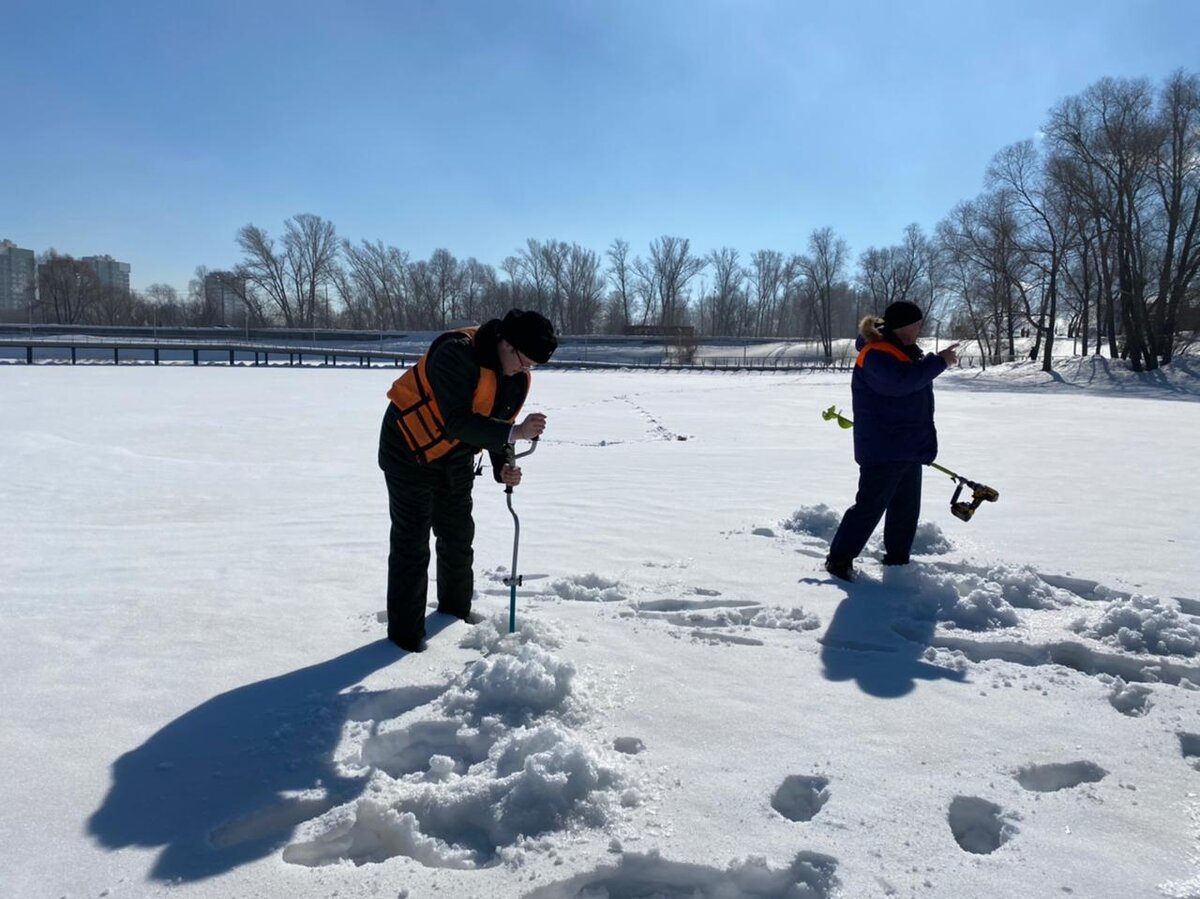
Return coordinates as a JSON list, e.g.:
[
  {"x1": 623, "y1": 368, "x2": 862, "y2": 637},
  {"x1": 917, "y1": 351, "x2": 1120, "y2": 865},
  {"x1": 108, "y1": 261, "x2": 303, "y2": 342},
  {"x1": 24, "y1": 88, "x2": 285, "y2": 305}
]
[{"x1": 1, "y1": 356, "x2": 1198, "y2": 898}]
